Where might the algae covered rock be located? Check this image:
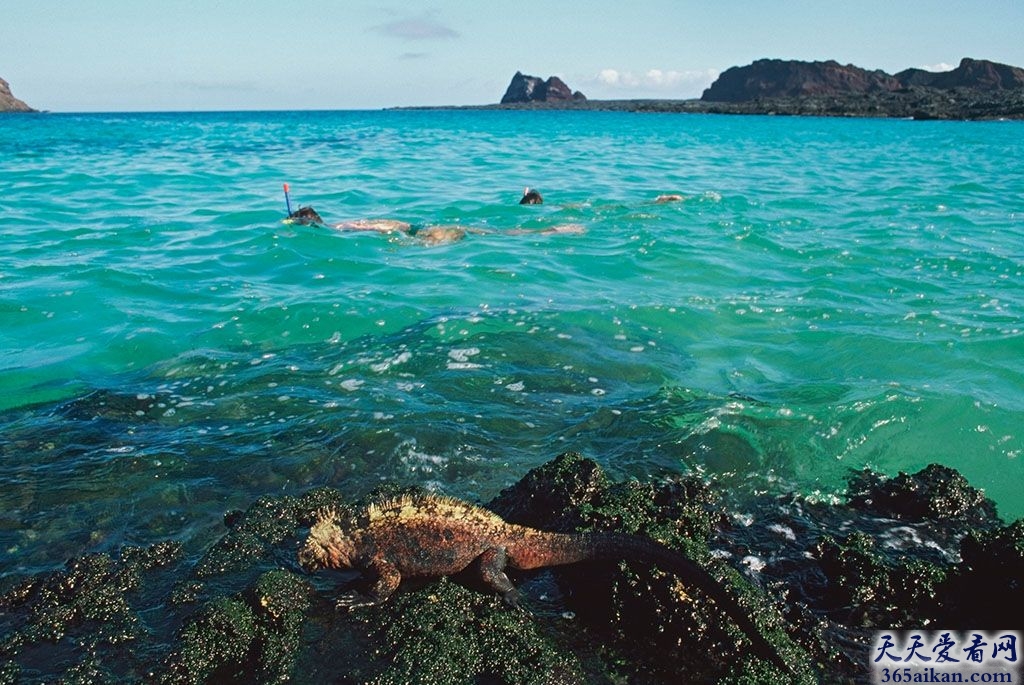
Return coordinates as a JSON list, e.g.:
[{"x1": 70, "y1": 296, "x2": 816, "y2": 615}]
[
  {"x1": 160, "y1": 570, "x2": 313, "y2": 685},
  {"x1": 846, "y1": 462, "x2": 999, "y2": 524},
  {"x1": 491, "y1": 452, "x2": 813, "y2": 683},
  {"x1": 315, "y1": 578, "x2": 589, "y2": 685},
  {"x1": 813, "y1": 532, "x2": 948, "y2": 627},
  {"x1": 1, "y1": 452, "x2": 1018, "y2": 684},
  {"x1": 0, "y1": 542, "x2": 181, "y2": 683}
]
